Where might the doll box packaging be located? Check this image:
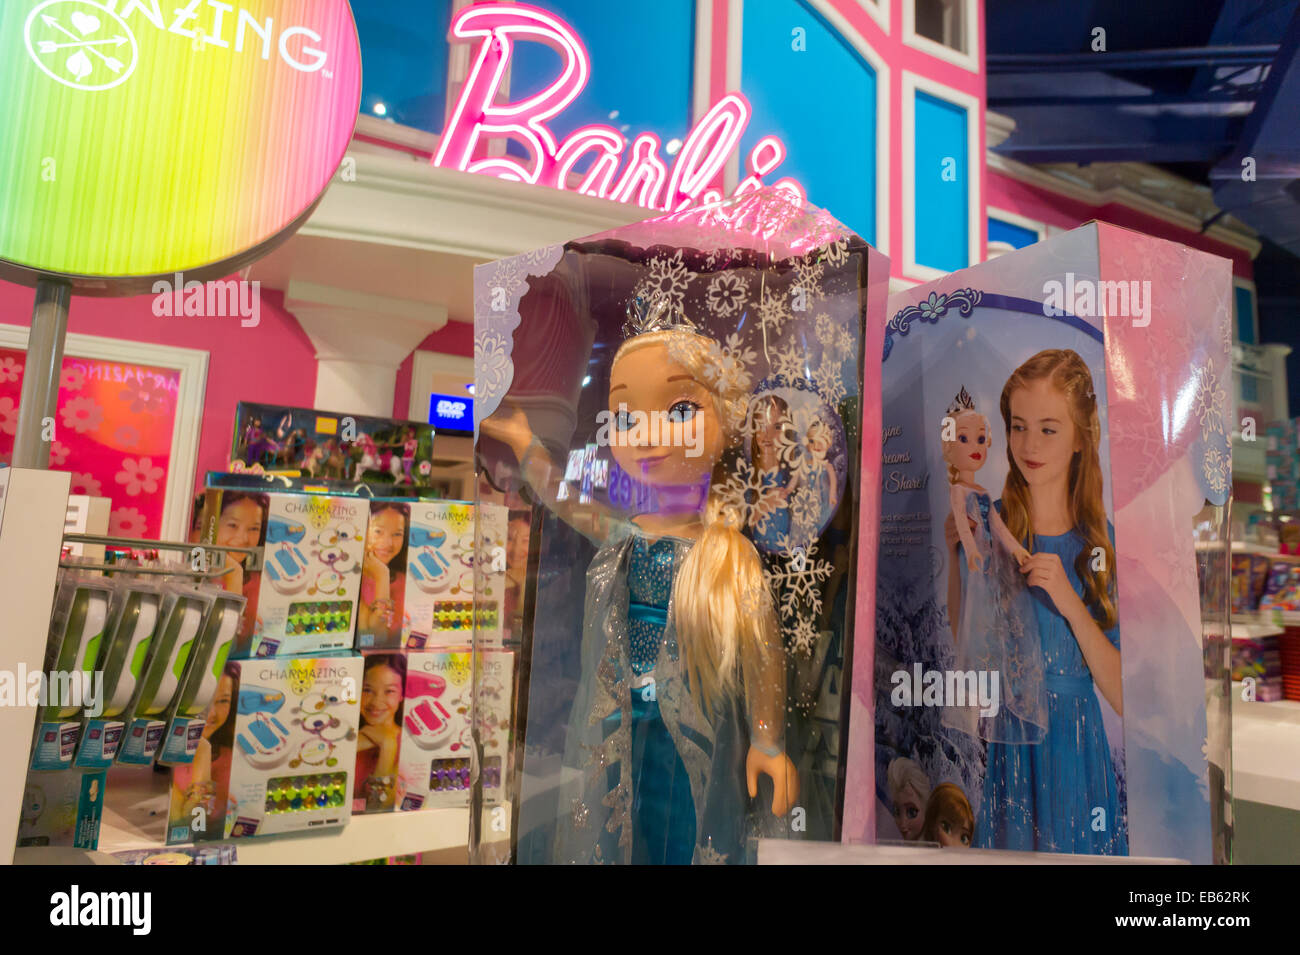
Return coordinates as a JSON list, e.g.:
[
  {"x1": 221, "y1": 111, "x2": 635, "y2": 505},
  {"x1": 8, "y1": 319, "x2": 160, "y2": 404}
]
[
  {"x1": 397, "y1": 649, "x2": 513, "y2": 811},
  {"x1": 200, "y1": 489, "x2": 366, "y2": 658},
  {"x1": 841, "y1": 222, "x2": 1231, "y2": 863},
  {"x1": 169, "y1": 655, "x2": 362, "y2": 844},
  {"x1": 356, "y1": 501, "x2": 508, "y2": 651}
]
